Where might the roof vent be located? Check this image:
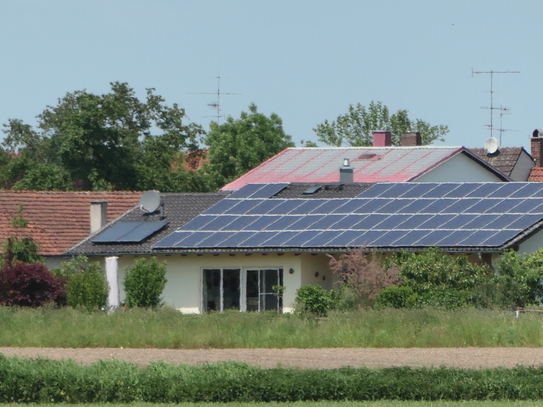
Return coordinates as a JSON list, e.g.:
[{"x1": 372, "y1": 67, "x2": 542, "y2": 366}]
[
  {"x1": 303, "y1": 186, "x2": 322, "y2": 195},
  {"x1": 359, "y1": 153, "x2": 377, "y2": 160},
  {"x1": 339, "y1": 158, "x2": 354, "y2": 183}
]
